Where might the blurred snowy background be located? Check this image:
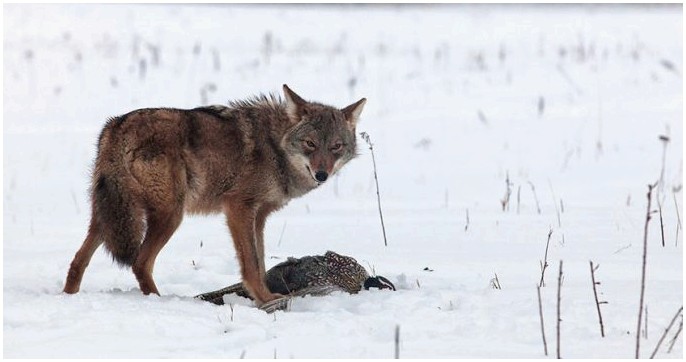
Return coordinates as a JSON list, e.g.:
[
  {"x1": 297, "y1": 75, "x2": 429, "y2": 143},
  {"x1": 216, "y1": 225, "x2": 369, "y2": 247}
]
[{"x1": 3, "y1": 3, "x2": 683, "y2": 358}]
